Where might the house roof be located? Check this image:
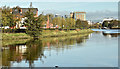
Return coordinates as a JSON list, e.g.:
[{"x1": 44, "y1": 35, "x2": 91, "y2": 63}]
[{"x1": 12, "y1": 8, "x2": 38, "y2": 16}]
